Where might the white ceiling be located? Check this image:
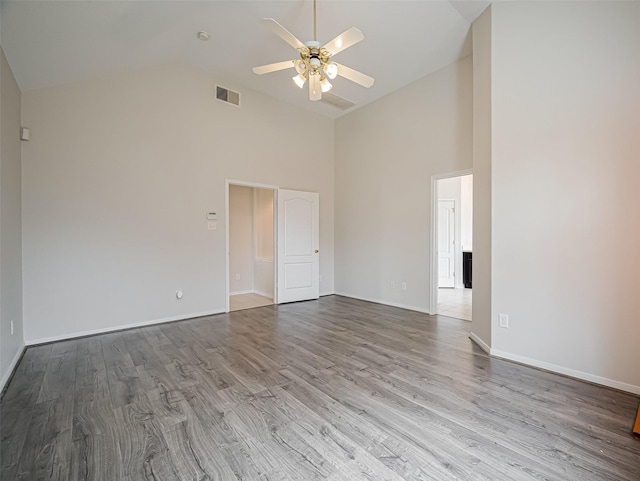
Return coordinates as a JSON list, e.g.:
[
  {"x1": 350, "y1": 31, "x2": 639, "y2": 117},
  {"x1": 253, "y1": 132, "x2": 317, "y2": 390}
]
[{"x1": 0, "y1": 1, "x2": 489, "y2": 119}]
